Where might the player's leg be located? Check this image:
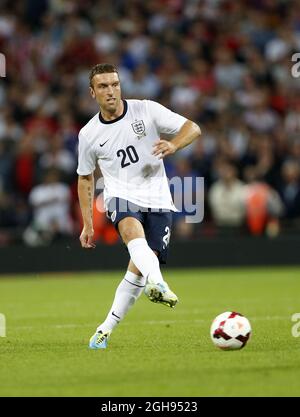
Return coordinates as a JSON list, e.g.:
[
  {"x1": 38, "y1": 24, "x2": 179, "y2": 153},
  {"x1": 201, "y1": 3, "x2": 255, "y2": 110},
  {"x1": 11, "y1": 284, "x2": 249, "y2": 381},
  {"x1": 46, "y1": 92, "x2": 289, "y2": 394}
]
[
  {"x1": 119, "y1": 216, "x2": 177, "y2": 307},
  {"x1": 89, "y1": 200, "x2": 175, "y2": 349},
  {"x1": 143, "y1": 210, "x2": 178, "y2": 308},
  {"x1": 94, "y1": 259, "x2": 145, "y2": 331},
  {"x1": 119, "y1": 216, "x2": 166, "y2": 286},
  {"x1": 90, "y1": 199, "x2": 146, "y2": 349},
  {"x1": 89, "y1": 258, "x2": 147, "y2": 349}
]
